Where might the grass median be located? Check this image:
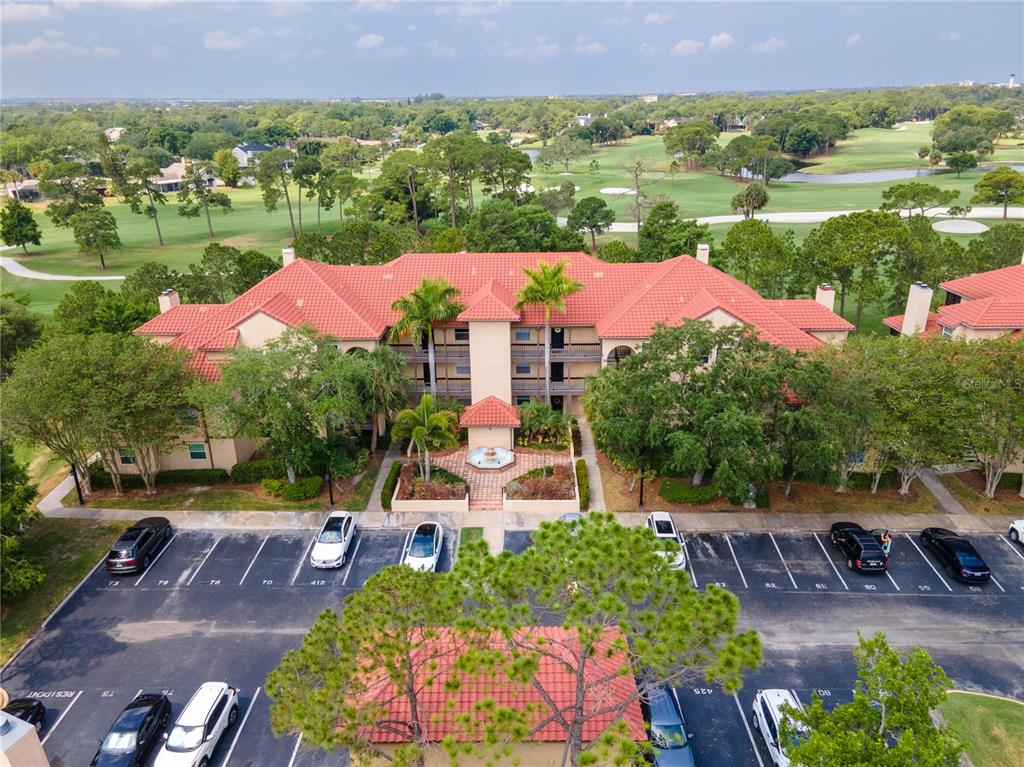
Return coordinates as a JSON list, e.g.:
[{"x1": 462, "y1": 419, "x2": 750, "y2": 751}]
[{"x1": 940, "y1": 691, "x2": 1024, "y2": 767}]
